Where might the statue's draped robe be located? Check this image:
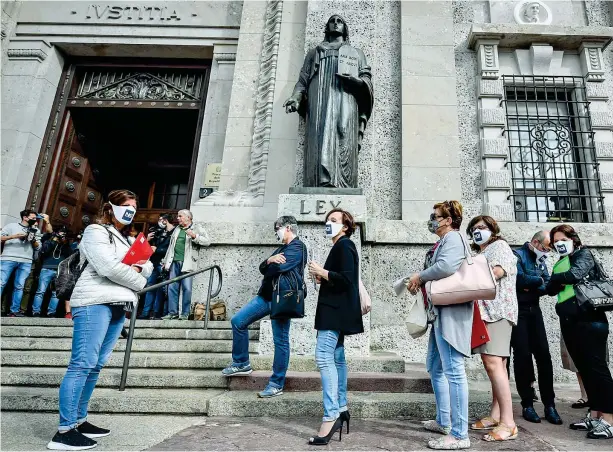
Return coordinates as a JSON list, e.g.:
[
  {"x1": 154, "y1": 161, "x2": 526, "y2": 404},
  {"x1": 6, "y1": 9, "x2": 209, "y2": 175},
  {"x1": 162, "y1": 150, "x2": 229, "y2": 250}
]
[{"x1": 292, "y1": 41, "x2": 374, "y2": 188}]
